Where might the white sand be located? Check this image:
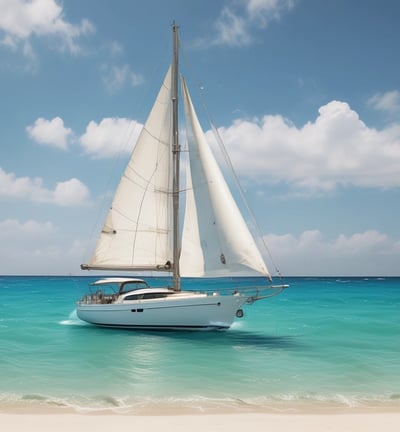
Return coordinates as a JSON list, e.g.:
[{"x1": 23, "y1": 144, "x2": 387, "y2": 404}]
[{"x1": 1, "y1": 413, "x2": 400, "y2": 432}]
